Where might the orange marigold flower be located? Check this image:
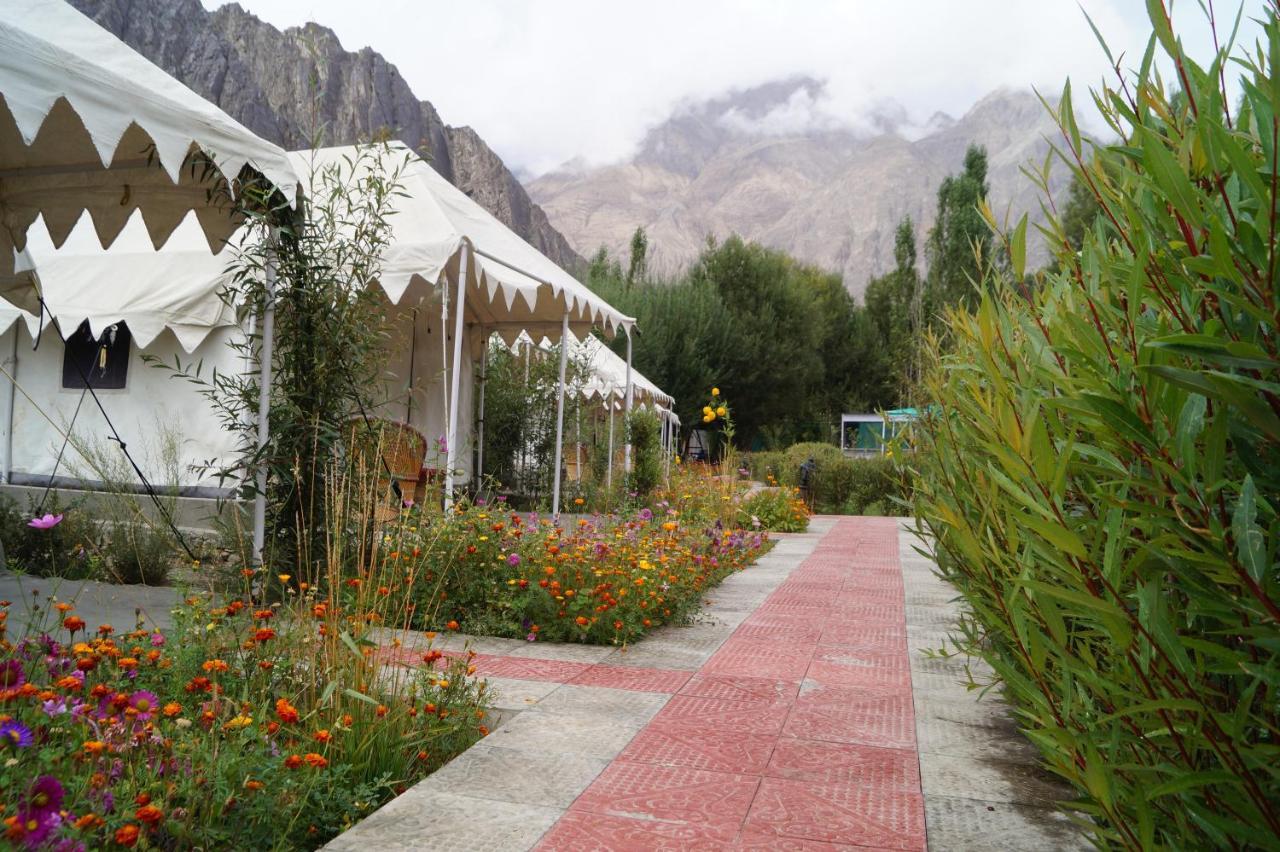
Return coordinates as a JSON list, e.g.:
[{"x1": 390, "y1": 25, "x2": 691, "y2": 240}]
[
  {"x1": 83, "y1": 740, "x2": 107, "y2": 755},
  {"x1": 253, "y1": 628, "x2": 276, "y2": 642},
  {"x1": 311, "y1": 604, "x2": 327, "y2": 618},
  {"x1": 274, "y1": 698, "x2": 300, "y2": 725},
  {"x1": 62, "y1": 616, "x2": 85, "y2": 632},
  {"x1": 445, "y1": 620, "x2": 459, "y2": 631},
  {"x1": 575, "y1": 616, "x2": 589, "y2": 626},
  {"x1": 72, "y1": 813, "x2": 99, "y2": 831},
  {"x1": 313, "y1": 729, "x2": 331, "y2": 743},
  {"x1": 201, "y1": 659, "x2": 228, "y2": 673},
  {"x1": 185, "y1": 677, "x2": 212, "y2": 694},
  {"x1": 258, "y1": 661, "x2": 274, "y2": 671},
  {"x1": 97, "y1": 624, "x2": 114, "y2": 636},
  {"x1": 283, "y1": 754, "x2": 303, "y2": 769},
  {"x1": 135, "y1": 805, "x2": 163, "y2": 826},
  {"x1": 253, "y1": 609, "x2": 273, "y2": 620},
  {"x1": 245, "y1": 780, "x2": 264, "y2": 791},
  {"x1": 375, "y1": 704, "x2": 388, "y2": 718},
  {"x1": 162, "y1": 702, "x2": 182, "y2": 717},
  {"x1": 114, "y1": 824, "x2": 140, "y2": 847},
  {"x1": 303, "y1": 752, "x2": 328, "y2": 768},
  {"x1": 117, "y1": 657, "x2": 138, "y2": 670},
  {"x1": 55, "y1": 675, "x2": 82, "y2": 690}
]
